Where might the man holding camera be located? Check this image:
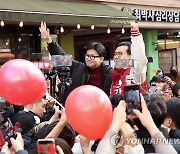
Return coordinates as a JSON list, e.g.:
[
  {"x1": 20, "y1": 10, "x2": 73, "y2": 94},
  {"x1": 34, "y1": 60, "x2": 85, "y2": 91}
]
[
  {"x1": 40, "y1": 22, "x2": 112, "y2": 96},
  {"x1": 110, "y1": 22, "x2": 148, "y2": 96}
]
